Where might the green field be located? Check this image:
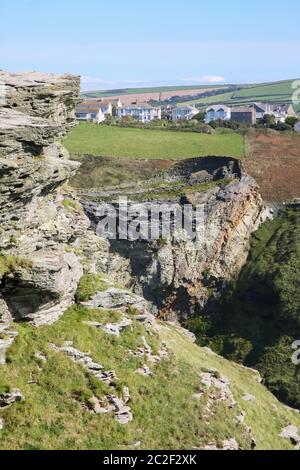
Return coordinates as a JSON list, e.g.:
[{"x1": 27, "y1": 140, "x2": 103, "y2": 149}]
[
  {"x1": 184, "y1": 80, "x2": 300, "y2": 111},
  {"x1": 64, "y1": 123, "x2": 244, "y2": 159},
  {"x1": 82, "y1": 84, "x2": 227, "y2": 99},
  {"x1": 185, "y1": 90, "x2": 236, "y2": 106}
]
